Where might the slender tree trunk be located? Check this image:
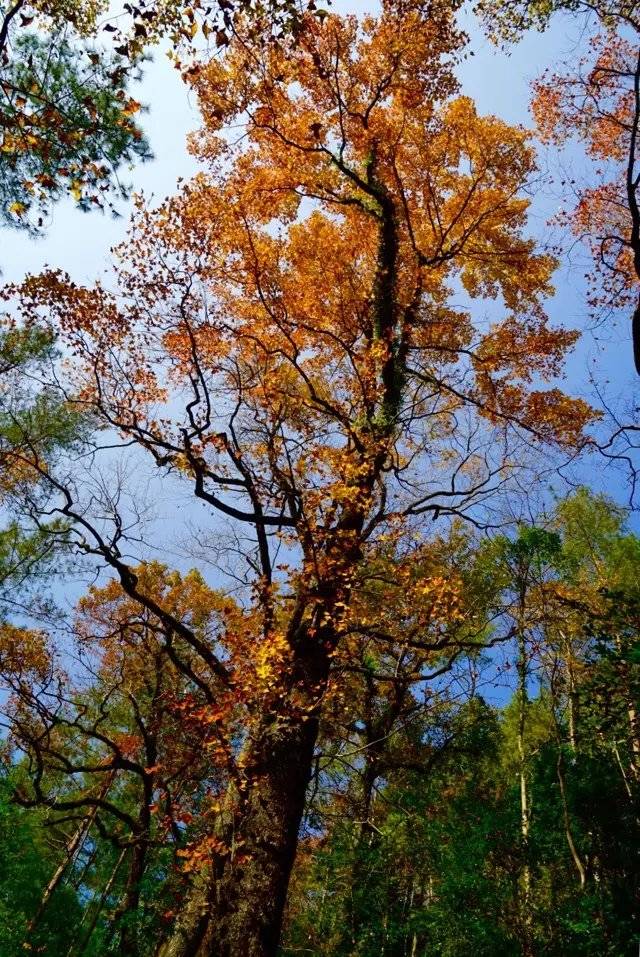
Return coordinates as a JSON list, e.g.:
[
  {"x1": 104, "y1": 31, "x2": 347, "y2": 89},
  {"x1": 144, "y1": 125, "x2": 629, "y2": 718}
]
[
  {"x1": 549, "y1": 641, "x2": 587, "y2": 889},
  {"x1": 613, "y1": 741, "x2": 634, "y2": 800},
  {"x1": 558, "y1": 631, "x2": 578, "y2": 752},
  {"x1": 517, "y1": 626, "x2": 534, "y2": 957},
  {"x1": 632, "y1": 296, "x2": 640, "y2": 376},
  {"x1": 341, "y1": 679, "x2": 408, "y2": 955},
  {"x1": 73, "y1": 848, "x2": 128, "y2": 957},
  {"x1": 626, "y1": 698, "x2": 640, "y2": 779},
  {"x1": 614, "y1": 636, "x2": 640, "y2": 781},
  {"x1": 556, "y1": 750, "x2": 586, "y2": 888},
  {"x1": 346, "y1": 755, "x2": 380, "y2": 955},
  {"x1": 25, "y1": 787, "x2": 108, "y2": 942}
]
